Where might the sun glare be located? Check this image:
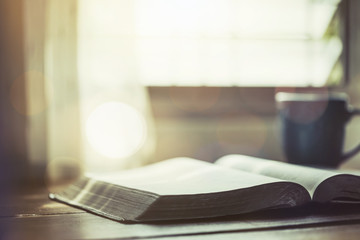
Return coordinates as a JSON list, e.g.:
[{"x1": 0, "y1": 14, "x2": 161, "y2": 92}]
[{"x1": 85, "y1": 102, "x2": 147, "y2": 159}]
